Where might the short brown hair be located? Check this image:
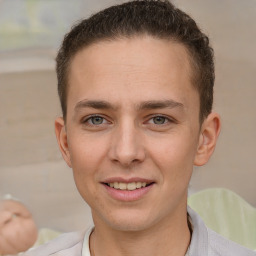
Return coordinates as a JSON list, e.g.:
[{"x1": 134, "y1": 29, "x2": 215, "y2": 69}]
[{"x1": 56, "y1": 0, "x2": 214, "y2": 122}]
